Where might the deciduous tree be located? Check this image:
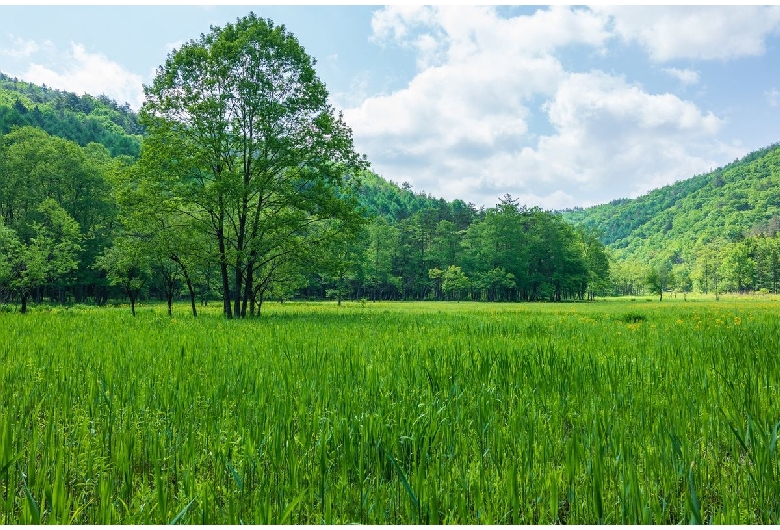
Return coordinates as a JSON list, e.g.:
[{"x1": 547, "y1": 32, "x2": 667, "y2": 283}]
[{"x1": 140, "y1": 13, "x2": 367, "y2": 318}]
